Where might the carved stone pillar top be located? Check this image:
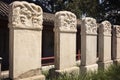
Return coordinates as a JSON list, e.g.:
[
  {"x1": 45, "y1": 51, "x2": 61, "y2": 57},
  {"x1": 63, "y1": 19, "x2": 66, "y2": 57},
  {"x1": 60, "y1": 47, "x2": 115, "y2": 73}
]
[
  {"x1": 9, "y1": 1, "x2": 43, "y2": 30},
  {"x1": 113, "y1": 25, "x2": 120, "y2": 37},
  {"x1": 99, "y1": 21, "x2": 112, "y2": 36},
  {"x1": 81, "y1": 17, "x2": 97, "y2": 35},
  {"x1": 54, "y1": 11, "x2": 77, "y2": 32}
]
